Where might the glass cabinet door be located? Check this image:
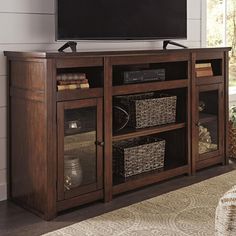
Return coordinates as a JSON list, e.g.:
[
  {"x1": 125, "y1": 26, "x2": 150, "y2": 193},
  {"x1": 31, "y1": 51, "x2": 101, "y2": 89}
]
[
  {"x1": 57, "y1": 98, "x2": 103, "y2": 200},
  {"x1": 196, "y1": 84, "x2": 223, "y2": 161}
]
